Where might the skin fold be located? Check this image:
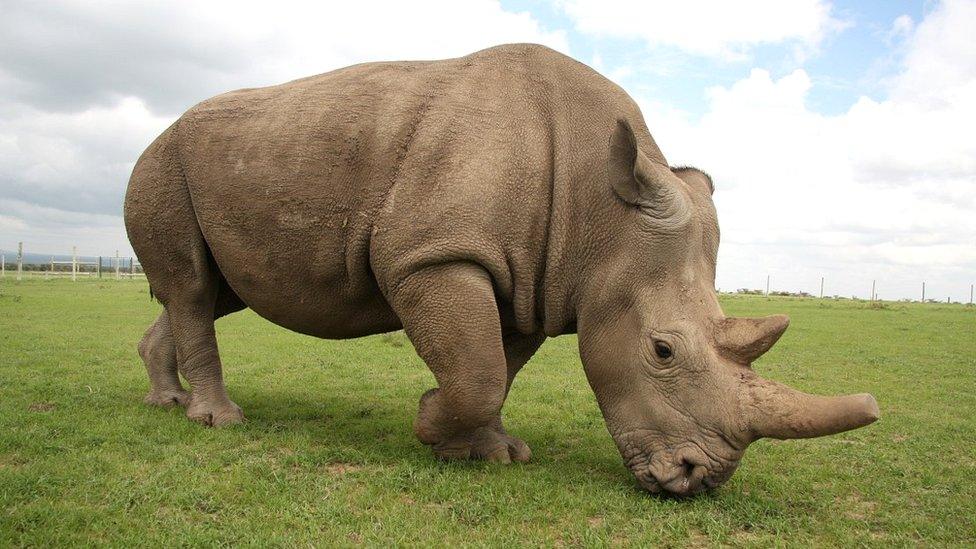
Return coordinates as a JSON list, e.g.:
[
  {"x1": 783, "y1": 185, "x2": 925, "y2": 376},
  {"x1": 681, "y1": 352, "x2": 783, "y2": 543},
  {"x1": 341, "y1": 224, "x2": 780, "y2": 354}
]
[{"x1": 124, "y1": 44, "x2": 879, "y2": 496}]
